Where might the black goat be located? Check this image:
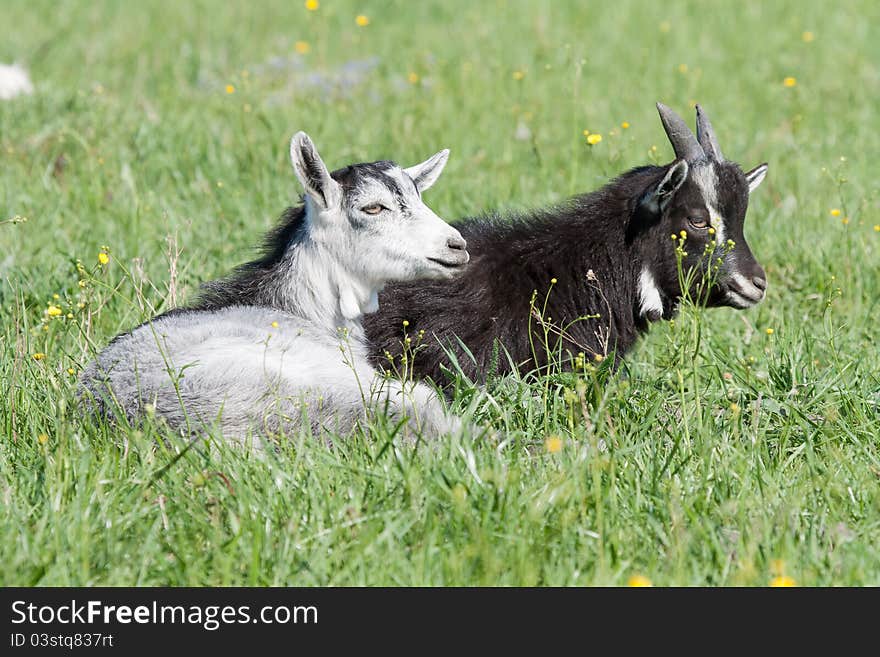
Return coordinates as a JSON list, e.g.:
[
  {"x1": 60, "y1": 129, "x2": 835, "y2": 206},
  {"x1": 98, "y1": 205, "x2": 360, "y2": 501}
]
[{"x1": 364, "y1": 103, "x2": 769, "y2": 384}]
